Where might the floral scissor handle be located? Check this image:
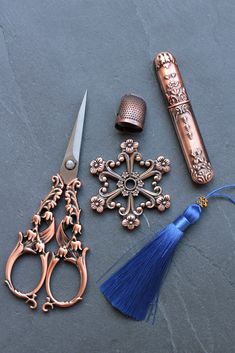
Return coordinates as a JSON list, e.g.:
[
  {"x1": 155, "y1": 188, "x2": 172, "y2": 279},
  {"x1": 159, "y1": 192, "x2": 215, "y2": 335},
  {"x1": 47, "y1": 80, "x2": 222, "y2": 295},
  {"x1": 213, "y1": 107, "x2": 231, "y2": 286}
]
[
  {"x1": 5, "y1": 175, "x2": 64, "y2": 309},
  {"x1": 42, "y1": 178, "x2": 89, "y2": 312}
]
